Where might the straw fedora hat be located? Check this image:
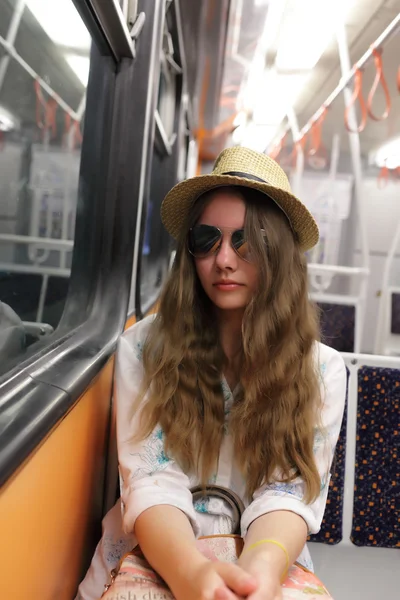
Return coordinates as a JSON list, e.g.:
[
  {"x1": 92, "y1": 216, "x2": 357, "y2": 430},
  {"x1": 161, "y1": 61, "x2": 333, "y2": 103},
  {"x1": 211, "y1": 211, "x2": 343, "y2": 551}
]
[{"x1": 161, "y1": 146, "x2": 319, "y2": 252}]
